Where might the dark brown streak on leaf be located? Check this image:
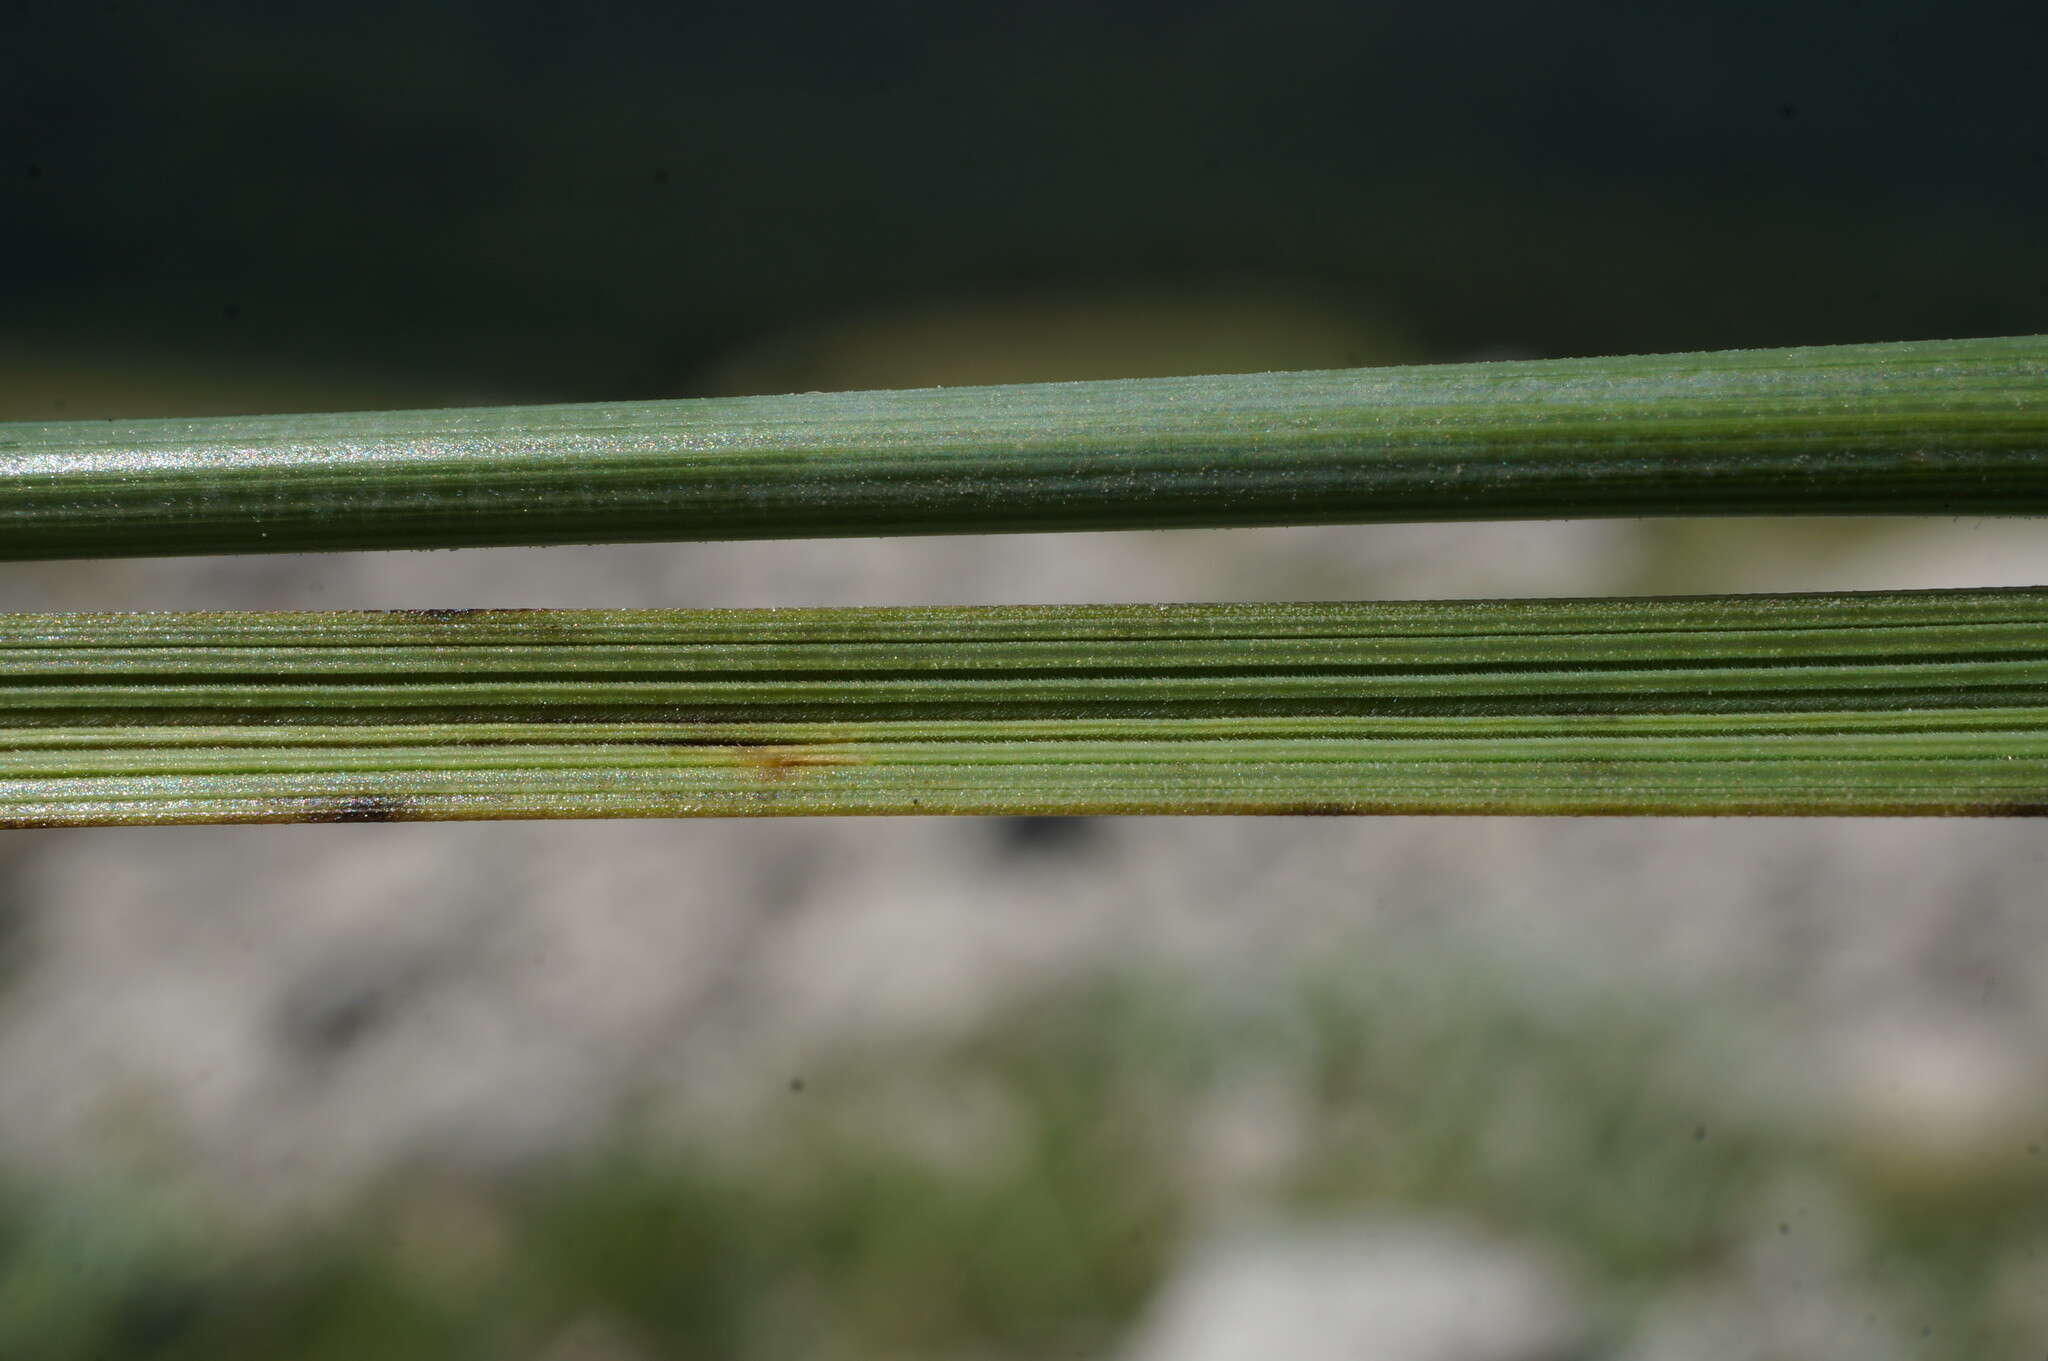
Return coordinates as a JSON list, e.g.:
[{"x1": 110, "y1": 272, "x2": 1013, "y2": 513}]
[
  {"x1": 595, "y1": 735, "x2": 854, "y2": 750},
  {"x1": 382, "y1": 608, "x2": 574, "y2": 640},
  {"x1": 390, "y1": 609, "x2": 492, "y2": 624},
  {"x1": 305, "y1": 794, "x2": 412, "y2": 823}
]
